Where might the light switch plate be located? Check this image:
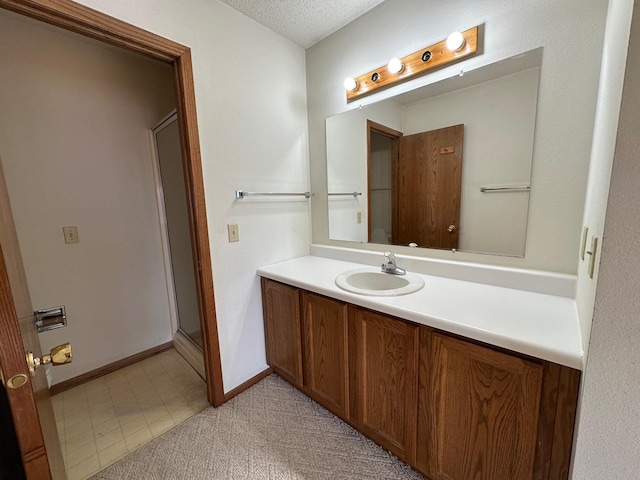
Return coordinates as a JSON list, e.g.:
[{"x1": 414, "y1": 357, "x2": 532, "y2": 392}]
[
  {"x1": 227, "y1": 224, "x2": 239, "y2": 242},
  {"x1": 63, "y1": 226, "x2": 79, "y2": 244}
]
